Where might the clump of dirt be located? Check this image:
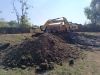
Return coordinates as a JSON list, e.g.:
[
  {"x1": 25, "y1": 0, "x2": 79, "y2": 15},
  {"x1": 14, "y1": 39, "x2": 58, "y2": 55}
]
[
  {"x1": 0, "y1": 43, "x2": 10, "y2": 50},
  {"x1": 52, "y1": 32, "x2": 74, "y2": 44},
  {"x1": 3, "y1": 33, "x2": 84, "y2": 70}
]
